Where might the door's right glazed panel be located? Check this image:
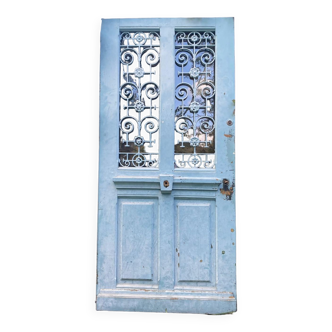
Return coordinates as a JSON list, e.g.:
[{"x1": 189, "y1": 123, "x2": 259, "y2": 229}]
[{"x1": 174, "y1": 30, "x2": 216, "y2": 169}]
